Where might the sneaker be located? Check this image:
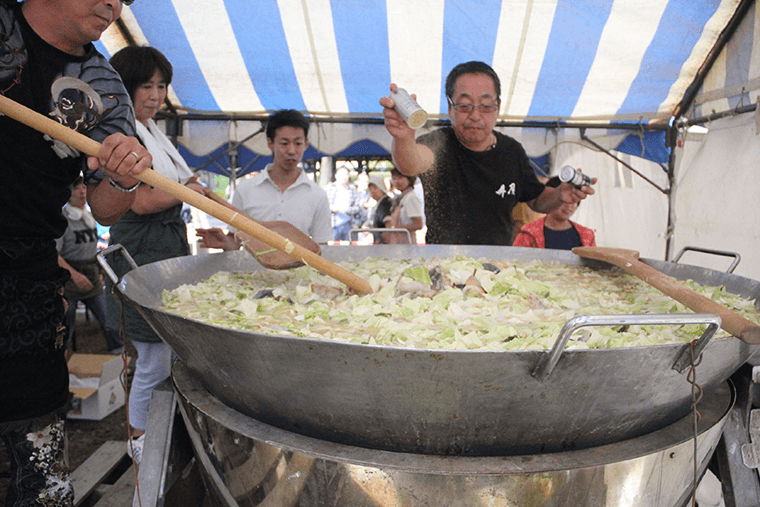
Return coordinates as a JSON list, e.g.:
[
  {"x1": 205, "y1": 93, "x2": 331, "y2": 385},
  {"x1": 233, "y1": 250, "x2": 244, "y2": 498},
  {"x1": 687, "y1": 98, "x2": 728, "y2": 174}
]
[{"x1": 127, "y1": 434, "x2": 145, "y2": 465}]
